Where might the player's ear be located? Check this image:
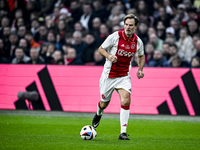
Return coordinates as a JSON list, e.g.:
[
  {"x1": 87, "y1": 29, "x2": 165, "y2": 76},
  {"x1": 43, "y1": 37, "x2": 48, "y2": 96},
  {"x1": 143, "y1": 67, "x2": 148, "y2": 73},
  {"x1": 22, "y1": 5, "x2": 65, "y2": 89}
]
[{"x1": 135, "y1": 25, "x2": 138, "y2": 30}]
